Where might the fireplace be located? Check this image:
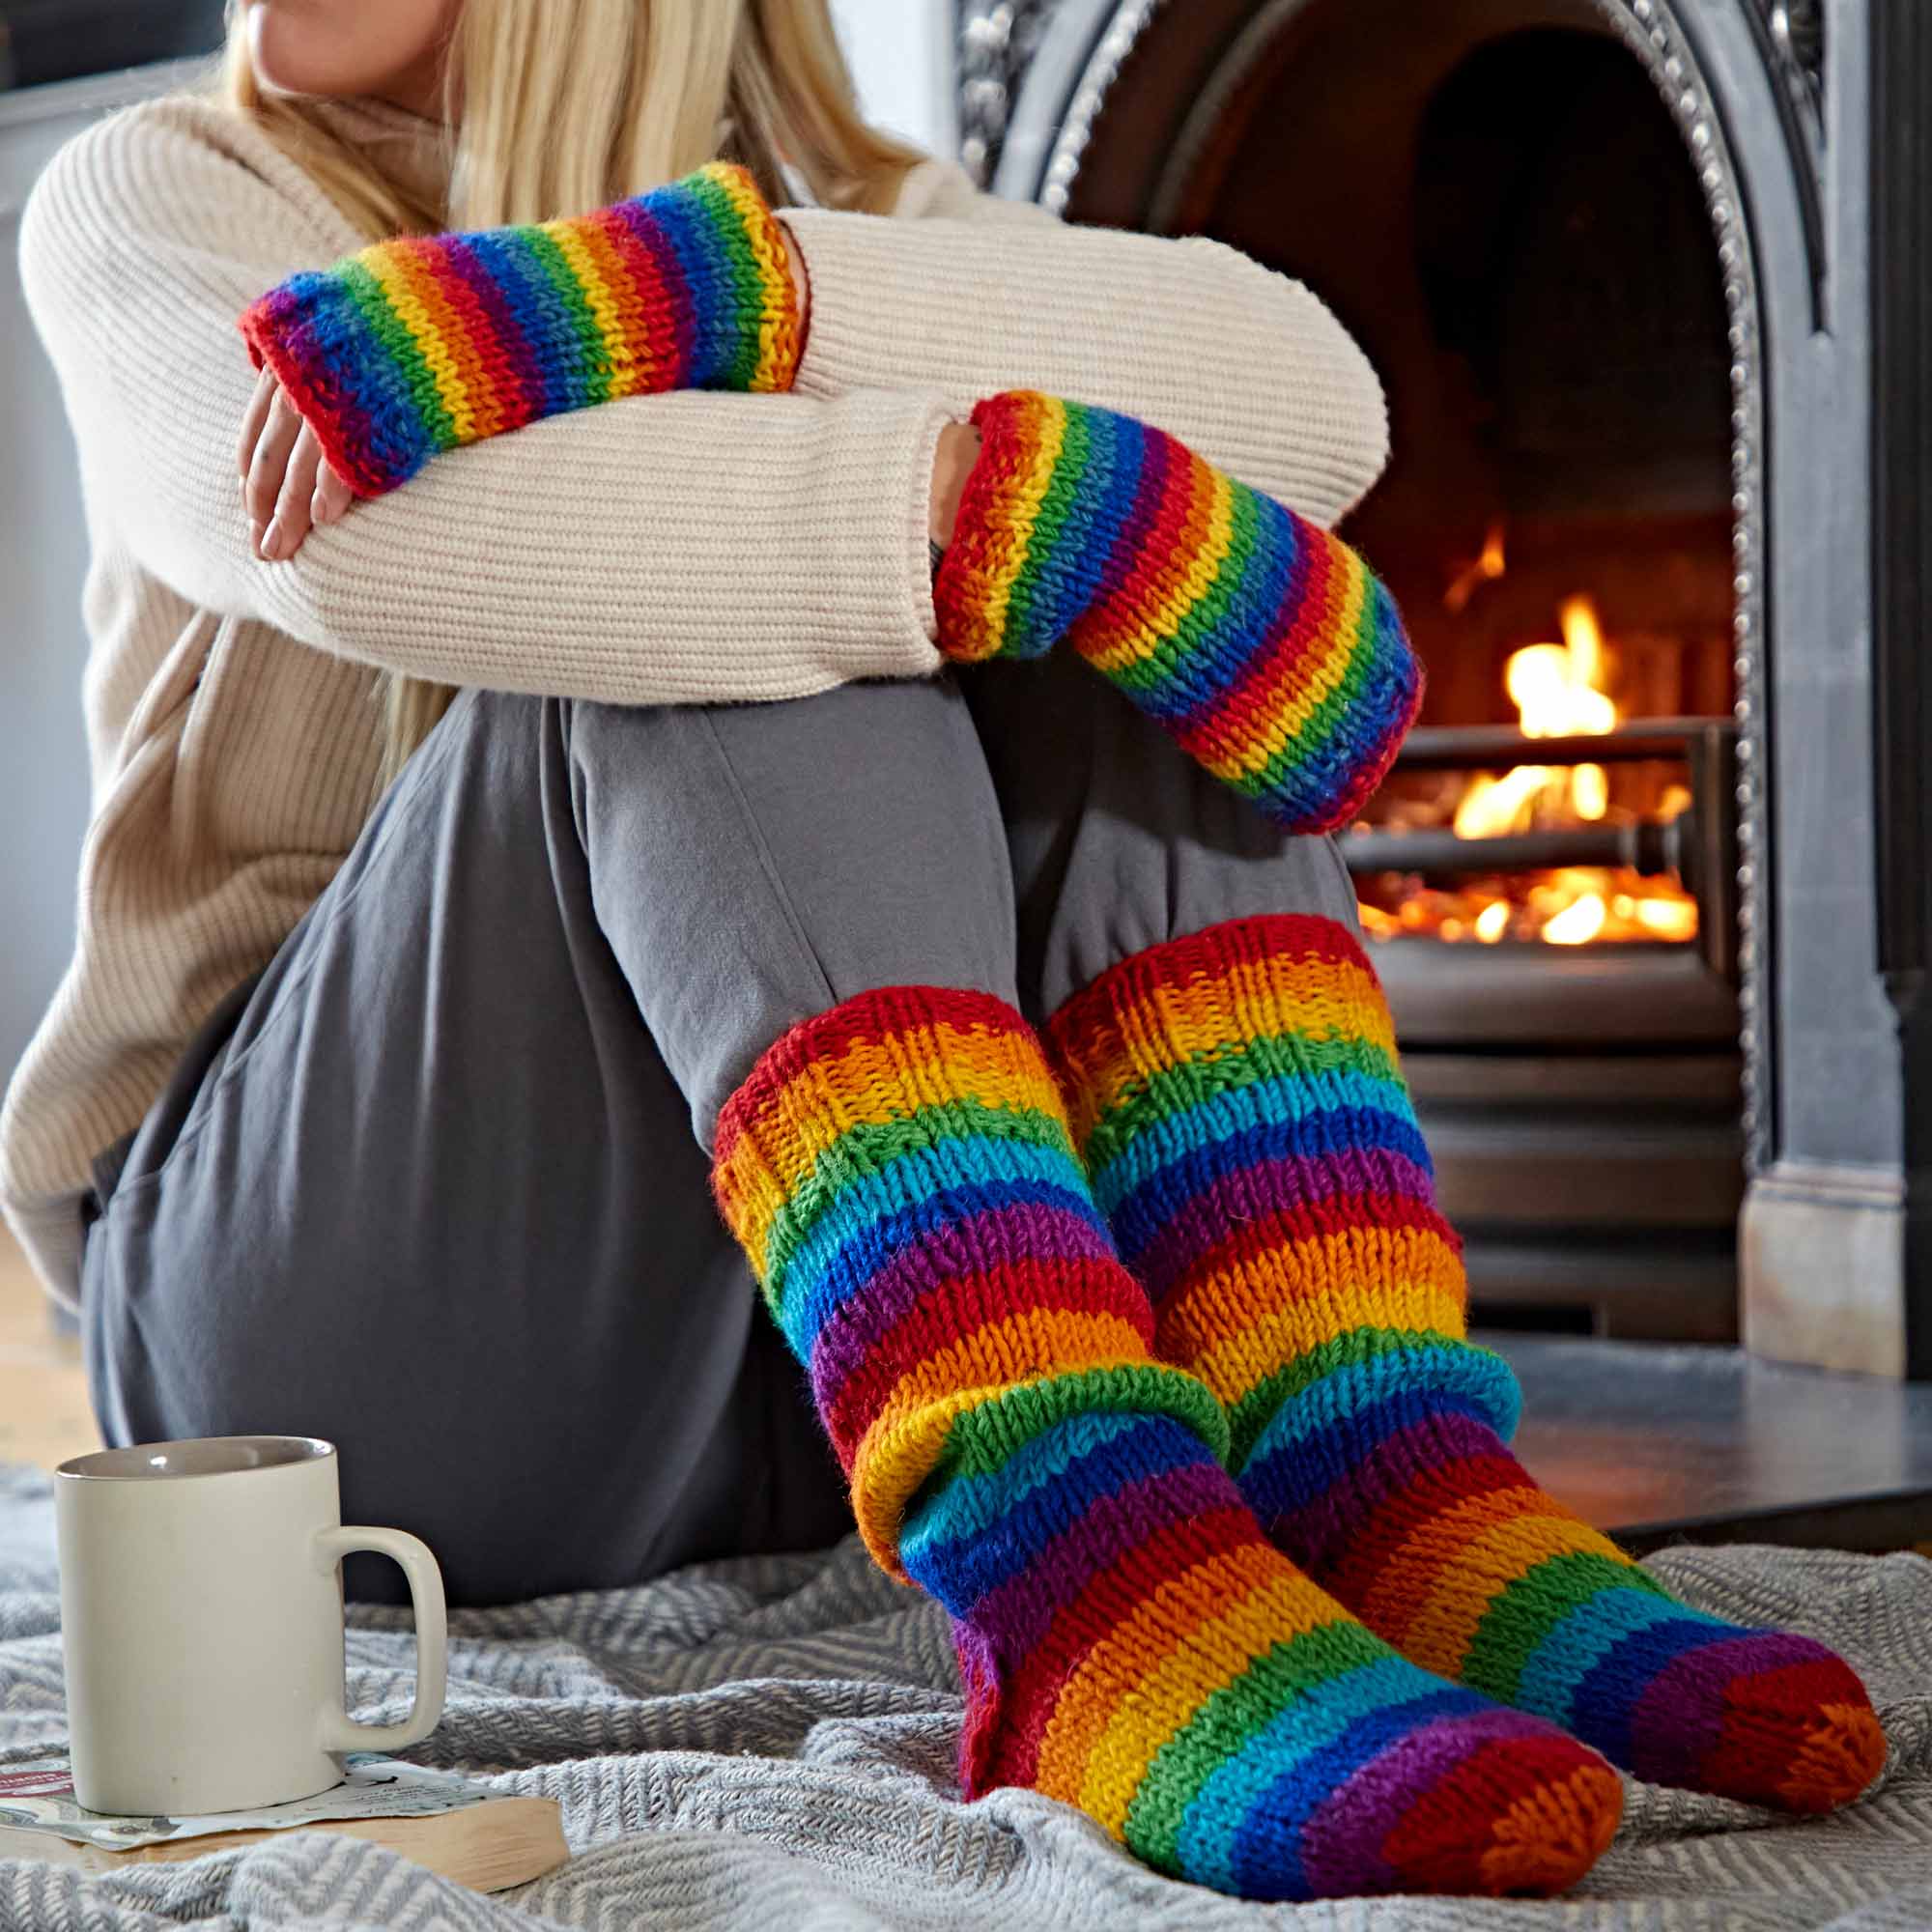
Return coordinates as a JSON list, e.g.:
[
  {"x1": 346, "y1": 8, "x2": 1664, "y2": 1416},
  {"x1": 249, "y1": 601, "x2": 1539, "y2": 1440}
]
[{"x1": 957, "y1": 0, "x2": 1932, "y2": 1373}]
